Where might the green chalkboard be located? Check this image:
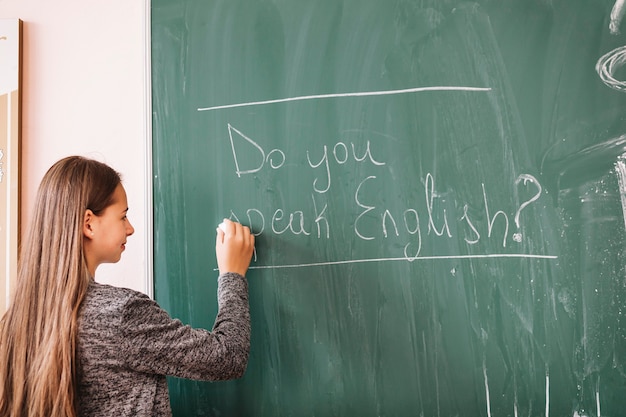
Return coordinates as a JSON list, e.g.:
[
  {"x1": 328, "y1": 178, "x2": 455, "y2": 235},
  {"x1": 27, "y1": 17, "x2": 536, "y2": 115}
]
[{"x1": 151, "y1": 1, "x2": 626, "y2": 415}]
